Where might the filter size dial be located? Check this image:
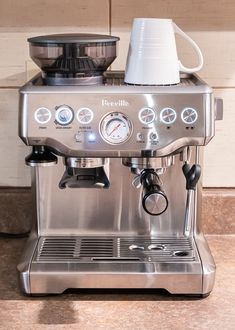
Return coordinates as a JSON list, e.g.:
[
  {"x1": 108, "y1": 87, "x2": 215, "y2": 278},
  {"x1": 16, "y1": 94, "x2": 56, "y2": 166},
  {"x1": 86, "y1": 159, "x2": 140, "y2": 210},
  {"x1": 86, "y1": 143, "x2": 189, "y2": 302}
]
[
  {"x1": 100, "y1": 112, "x2": 132, "y2": 145},
  {"x1": 77, "y1": 107, "x2": 94, "y2": 124}
]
